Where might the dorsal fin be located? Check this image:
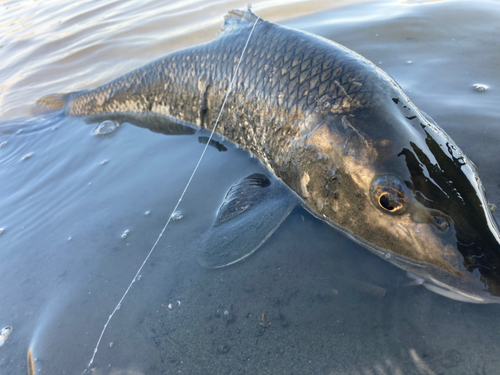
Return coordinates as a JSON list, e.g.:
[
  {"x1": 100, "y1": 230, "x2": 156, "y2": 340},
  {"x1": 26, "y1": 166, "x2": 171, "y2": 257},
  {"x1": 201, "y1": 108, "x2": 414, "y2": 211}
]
[{"x1": 219, "y1": 9, "x2": 259, "y2": 35}]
